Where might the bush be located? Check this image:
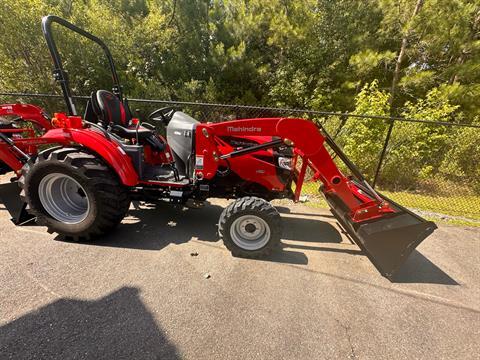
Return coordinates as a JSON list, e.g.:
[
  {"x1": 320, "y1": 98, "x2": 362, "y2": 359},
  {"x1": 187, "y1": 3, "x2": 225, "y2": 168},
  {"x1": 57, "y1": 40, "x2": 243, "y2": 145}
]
[
  {"x1": 379, "y1": 88, "x2": 459, "y2": 190},
  {"x1": 439, "y1": 119, "x2": 480, "y2": 194},
  {"x1": 338, "y1": 80, "x2": 390, "y2": 178}
]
